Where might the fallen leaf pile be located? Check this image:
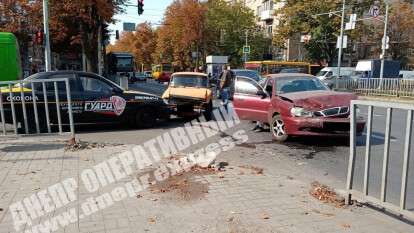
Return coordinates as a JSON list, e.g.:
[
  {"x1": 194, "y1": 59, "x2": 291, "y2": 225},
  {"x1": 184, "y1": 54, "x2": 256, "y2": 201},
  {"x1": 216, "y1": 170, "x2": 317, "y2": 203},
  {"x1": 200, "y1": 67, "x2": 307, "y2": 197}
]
[
  {"x1": 148, "y1": 216, "x2": 156, "y2": 224},
  {"x1": 310, "y1": 181, "x2": 345, "y2": 208},
  {"x1": 65, "y1": 141, "x2": 106, "y2": 151},
  {"x1": 64, "y1": 141, "x2": 123, "y2": 152},
  {"x1": 149, "y1": 164, "x2": 215, "y2": 201}
]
